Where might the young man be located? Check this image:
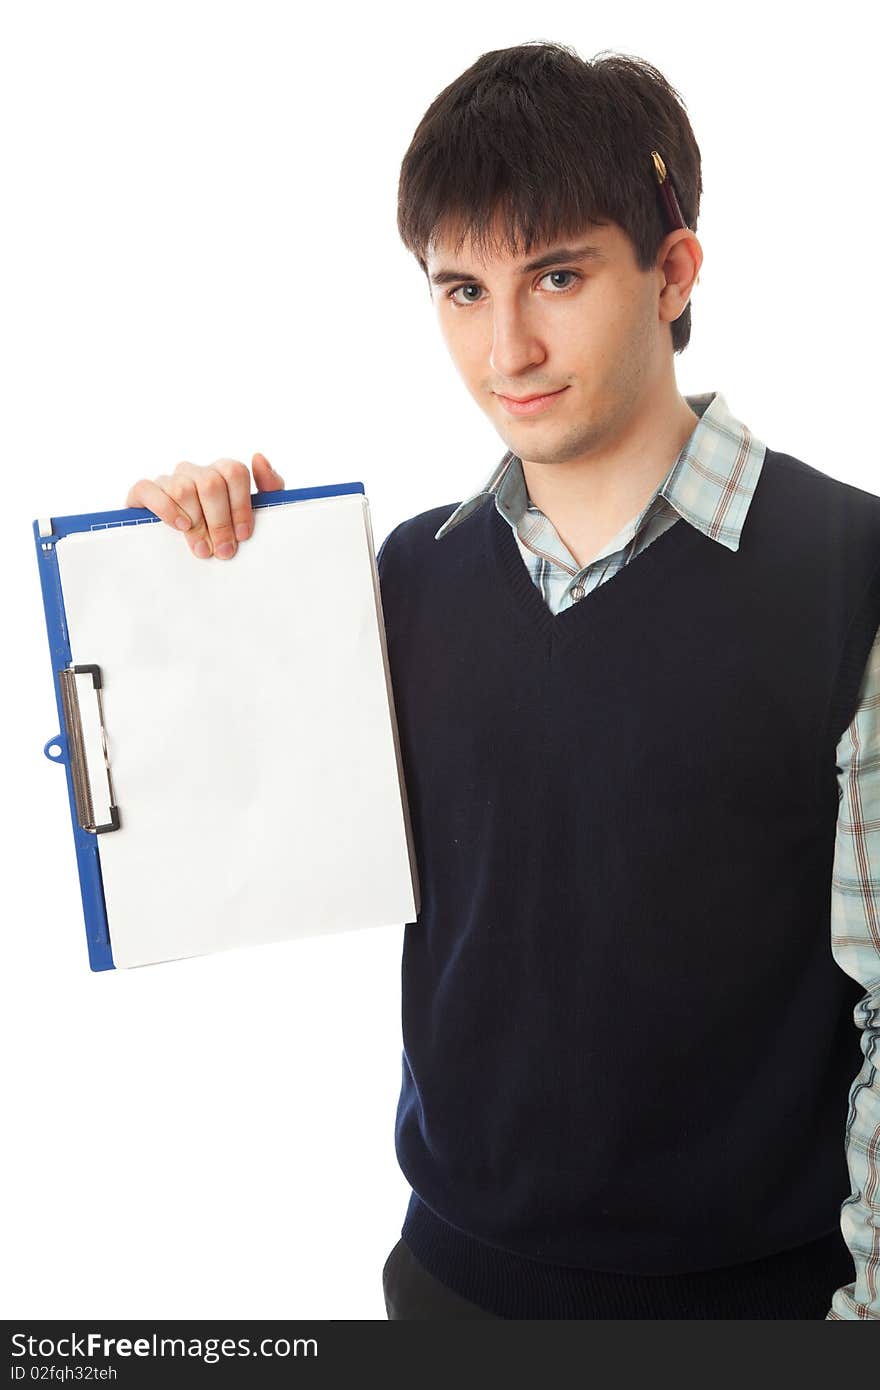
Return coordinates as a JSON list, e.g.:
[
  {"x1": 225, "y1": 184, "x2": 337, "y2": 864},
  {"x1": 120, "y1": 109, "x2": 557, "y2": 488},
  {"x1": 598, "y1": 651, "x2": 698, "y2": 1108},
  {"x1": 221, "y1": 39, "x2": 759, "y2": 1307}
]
[{"x1": 125, "y1": 43, "x2": 880, "y2": 1320}]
